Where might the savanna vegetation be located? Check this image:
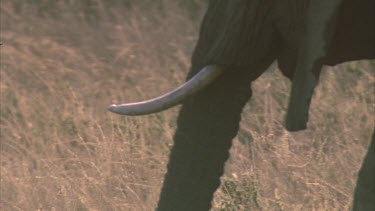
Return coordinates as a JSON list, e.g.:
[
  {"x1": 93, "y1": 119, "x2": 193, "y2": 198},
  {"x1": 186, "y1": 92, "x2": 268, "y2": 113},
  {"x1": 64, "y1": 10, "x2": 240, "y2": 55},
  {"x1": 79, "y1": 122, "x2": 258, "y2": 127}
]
[{"x1": 1, "y1": 1, "x2": 374, "y2": 210}]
